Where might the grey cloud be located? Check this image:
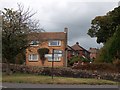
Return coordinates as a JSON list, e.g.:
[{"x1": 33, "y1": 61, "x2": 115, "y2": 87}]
[
  {"x1": 40, "y1": 2, "x2": 117, "y2": 49},
  {"x1": 1, "y1": 1, "x2": 118, "y2": 49}
]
